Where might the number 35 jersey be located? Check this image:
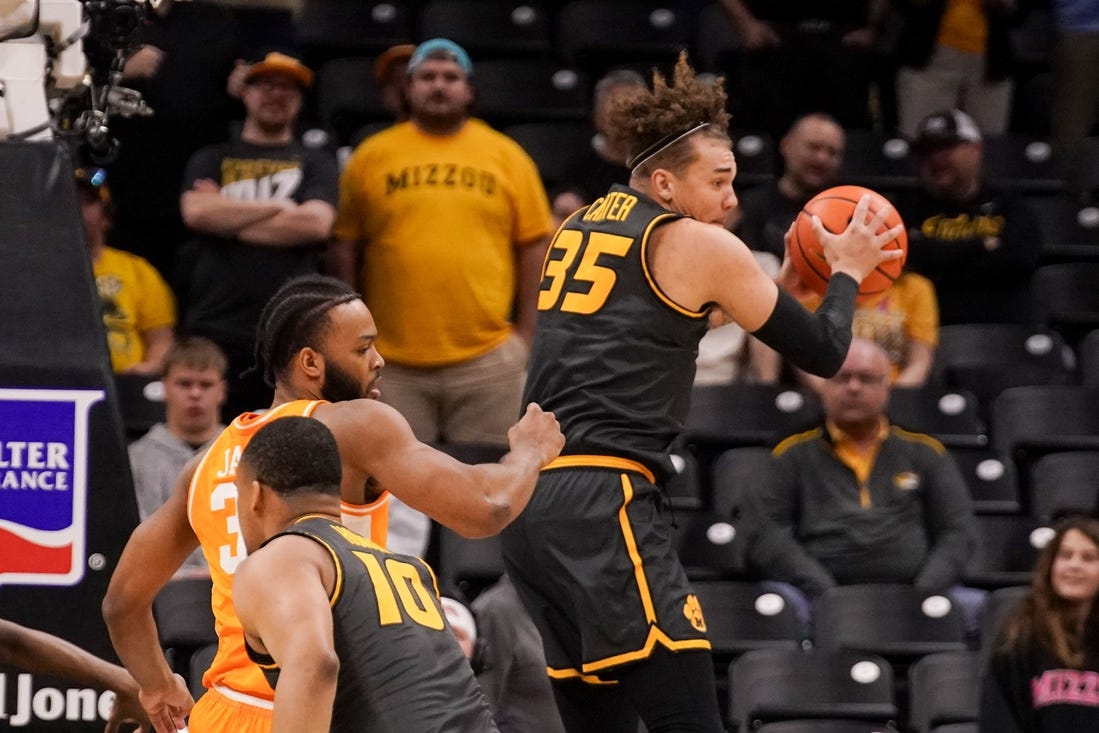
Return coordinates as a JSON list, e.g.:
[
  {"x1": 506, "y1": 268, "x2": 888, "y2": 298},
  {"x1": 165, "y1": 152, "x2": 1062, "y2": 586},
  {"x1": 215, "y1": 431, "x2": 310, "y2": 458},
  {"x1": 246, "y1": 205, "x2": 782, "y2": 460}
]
[
  {"x1": 248, "y1": 516, "x2": 497, "y2": 732},
  {"x1": 188, "y1": 399, "x2": 387, "y2": 703},
  {"x1": 524, "y1": 184, "x2": 710, "y2": 475}
]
